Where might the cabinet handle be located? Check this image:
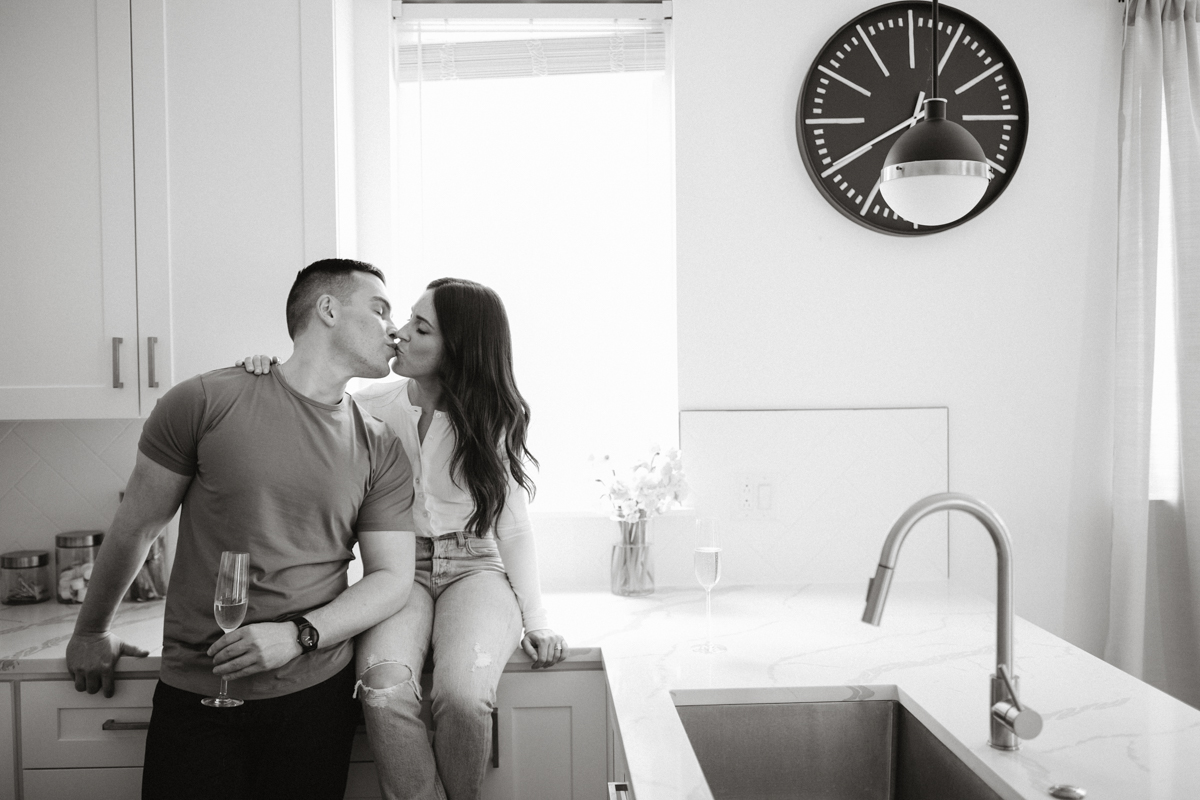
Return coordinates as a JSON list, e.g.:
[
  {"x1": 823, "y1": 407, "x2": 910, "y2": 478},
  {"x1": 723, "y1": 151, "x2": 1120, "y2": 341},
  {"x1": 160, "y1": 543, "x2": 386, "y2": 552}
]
[
  {"x1": 102, "y1": 719, "x2": 149, "y2": 731},
  {"x1": 608, "y1": 782, "x2": 631, "y2": 800},
  {"x1": 111, "y1": 337, "x2": 124, "y2": 389},
  {"x1": 491, "y1": 706, "x2": 499, "y2": 768},
  {"x1": 147, "y1": 336, "x2": 160, "y2": 388}
]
